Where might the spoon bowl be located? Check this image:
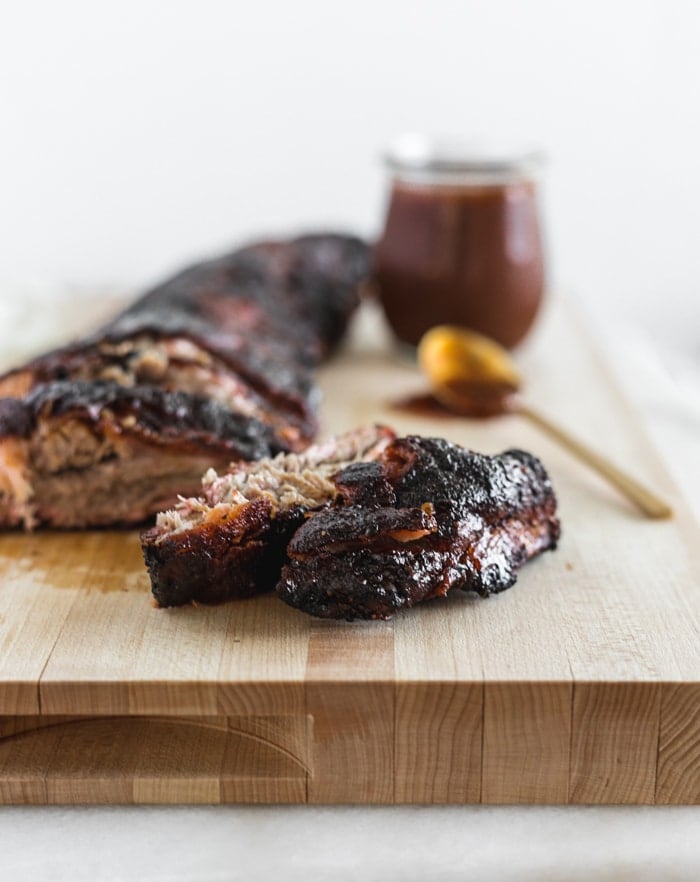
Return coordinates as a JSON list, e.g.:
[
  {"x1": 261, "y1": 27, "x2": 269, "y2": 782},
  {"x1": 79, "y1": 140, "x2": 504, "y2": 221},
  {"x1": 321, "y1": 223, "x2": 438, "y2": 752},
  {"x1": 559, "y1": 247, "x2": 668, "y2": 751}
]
[{"x1": 418, "y1": 325, "x2": 522, "y2": 417}]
